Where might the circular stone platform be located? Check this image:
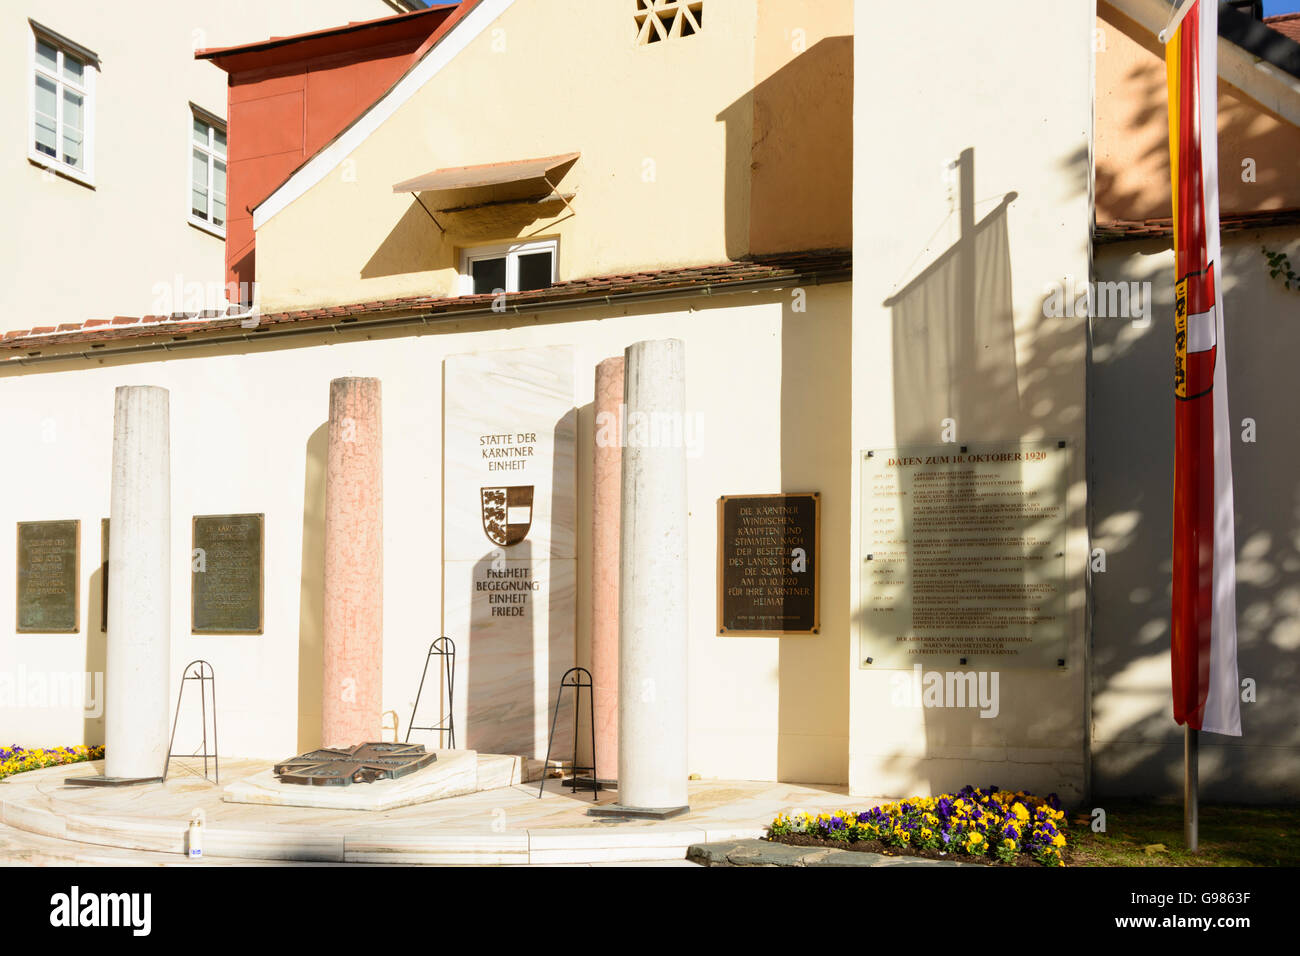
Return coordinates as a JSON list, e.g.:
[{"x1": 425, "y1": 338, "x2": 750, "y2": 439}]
[{"x1": 0, "y1": 758, "x2": 864, "y2": 865}]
